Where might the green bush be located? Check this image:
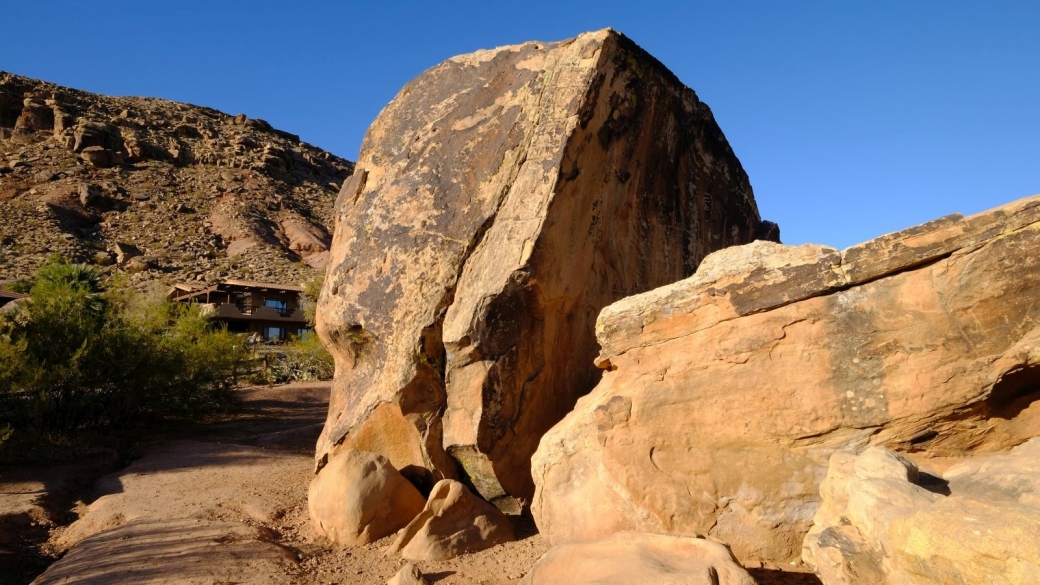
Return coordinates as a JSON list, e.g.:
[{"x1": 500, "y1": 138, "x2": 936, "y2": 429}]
[
  {"x1": 0, "y1": 257, "x2": 249, "y2": 449},
  {"x1": 255, "y1": 332, "x2": 335, "y2": 384},
  {"x1": 251, "y1": 272, "x2": 335, "y2": 384}
]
